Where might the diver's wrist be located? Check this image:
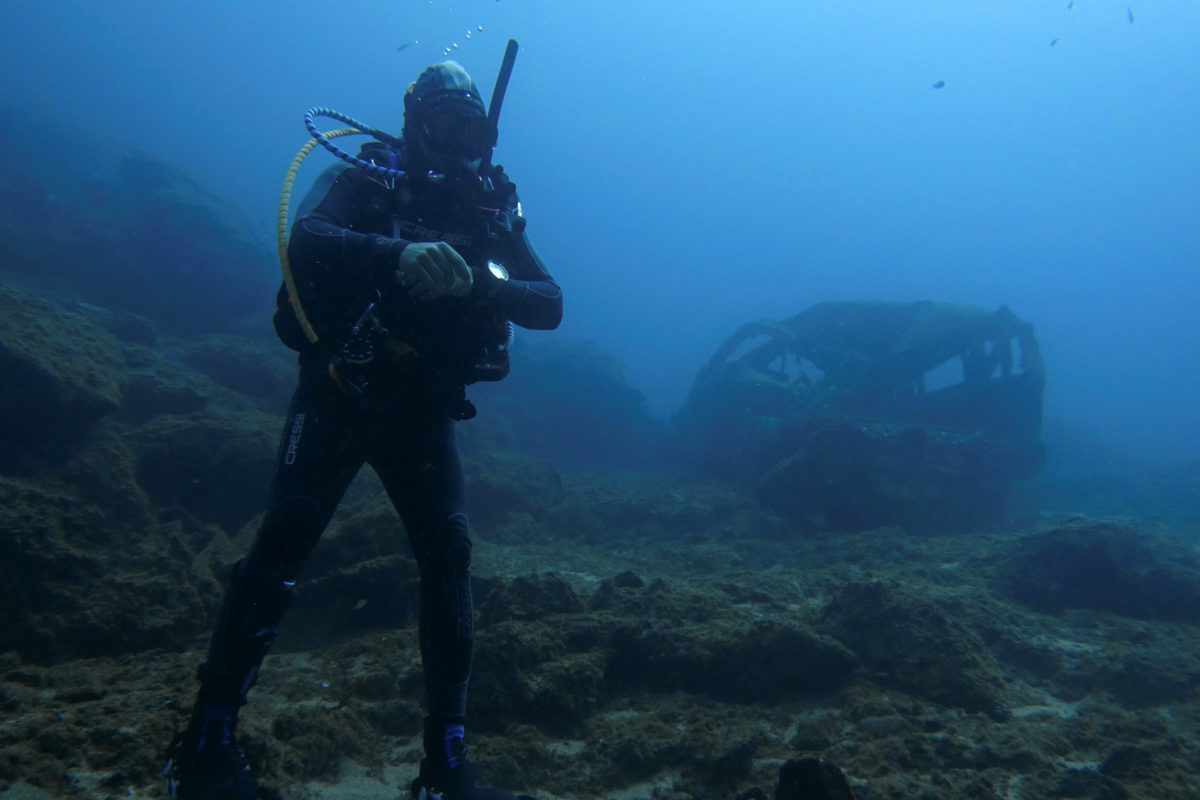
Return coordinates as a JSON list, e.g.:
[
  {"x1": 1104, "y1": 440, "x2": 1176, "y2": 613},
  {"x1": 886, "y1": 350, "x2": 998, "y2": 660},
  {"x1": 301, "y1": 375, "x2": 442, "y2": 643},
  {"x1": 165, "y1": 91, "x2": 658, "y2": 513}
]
[{"x1": 474, "y1": 260, "x2": 509, "y2": 302}]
